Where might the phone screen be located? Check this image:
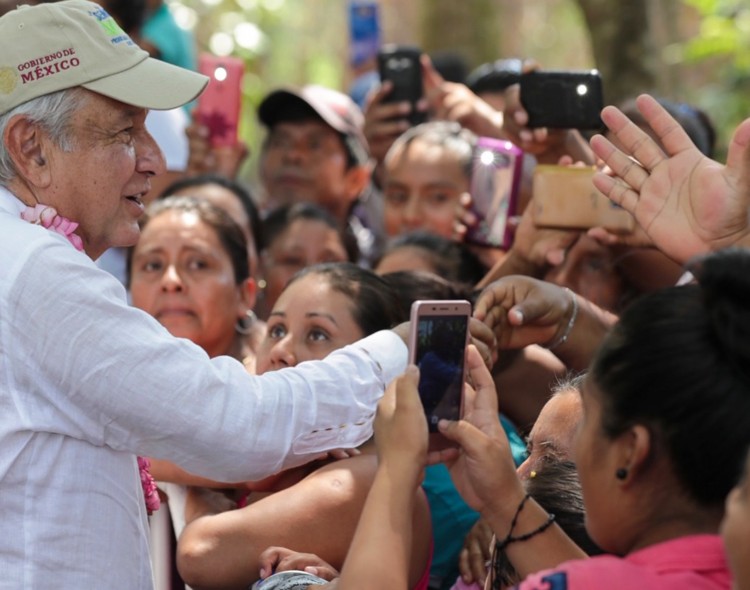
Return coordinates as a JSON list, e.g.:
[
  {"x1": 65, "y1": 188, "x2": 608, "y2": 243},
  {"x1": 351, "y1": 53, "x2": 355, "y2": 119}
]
[
  {"x1": 411, "y1": 310, "x2": 469, "y2": 431},
  {"x1": 466, "y1": 137, "x2": 523, "y2": 249}
]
